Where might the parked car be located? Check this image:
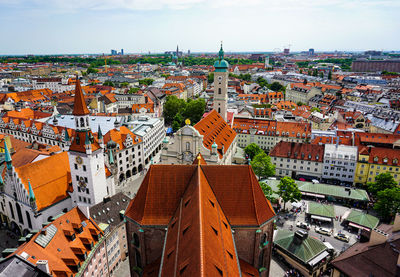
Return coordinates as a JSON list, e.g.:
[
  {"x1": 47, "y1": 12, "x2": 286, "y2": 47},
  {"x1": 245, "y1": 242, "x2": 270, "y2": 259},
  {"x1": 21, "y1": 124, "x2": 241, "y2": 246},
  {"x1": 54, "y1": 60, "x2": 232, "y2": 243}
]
[
  {"x1": 296, "y1": 221, "x2": 310, "y2": 230},
  {"x1": 315, "y1": 227, "x2": 331, "y2": 236},
  {"x1": 312, "y1": 179, "x2": 319, "y2": 184},
  {"x1": 334, "y1": 233, "x2": 350, "y2": 242}
]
